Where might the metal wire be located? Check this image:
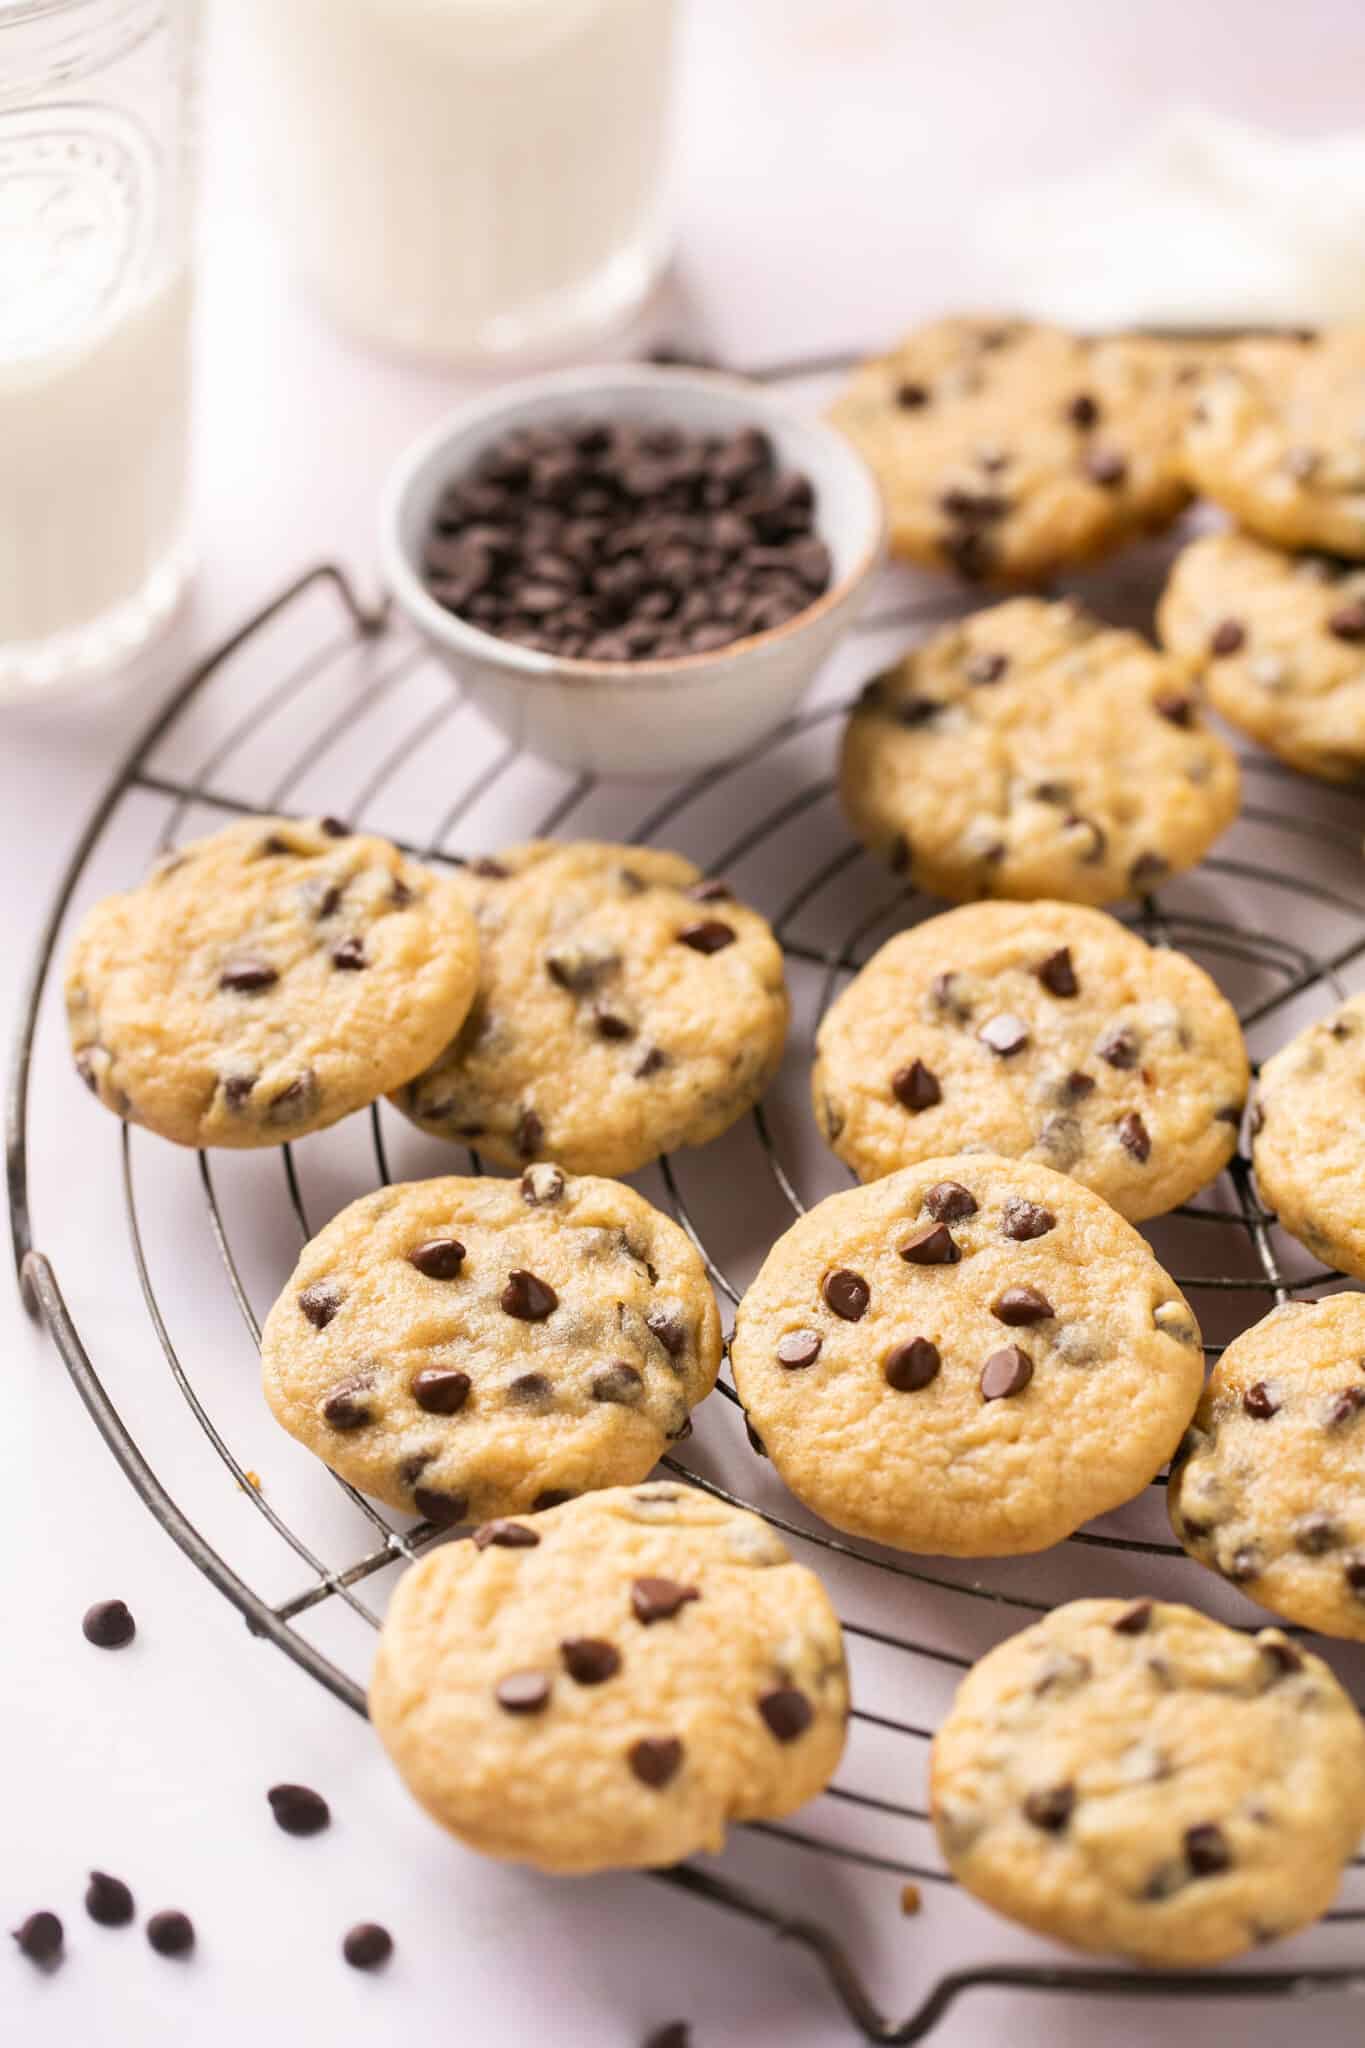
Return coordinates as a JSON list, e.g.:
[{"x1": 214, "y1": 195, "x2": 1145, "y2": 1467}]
[{"x1": 9, "y1": 357, "x2": 1365, "y2": 2040}]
